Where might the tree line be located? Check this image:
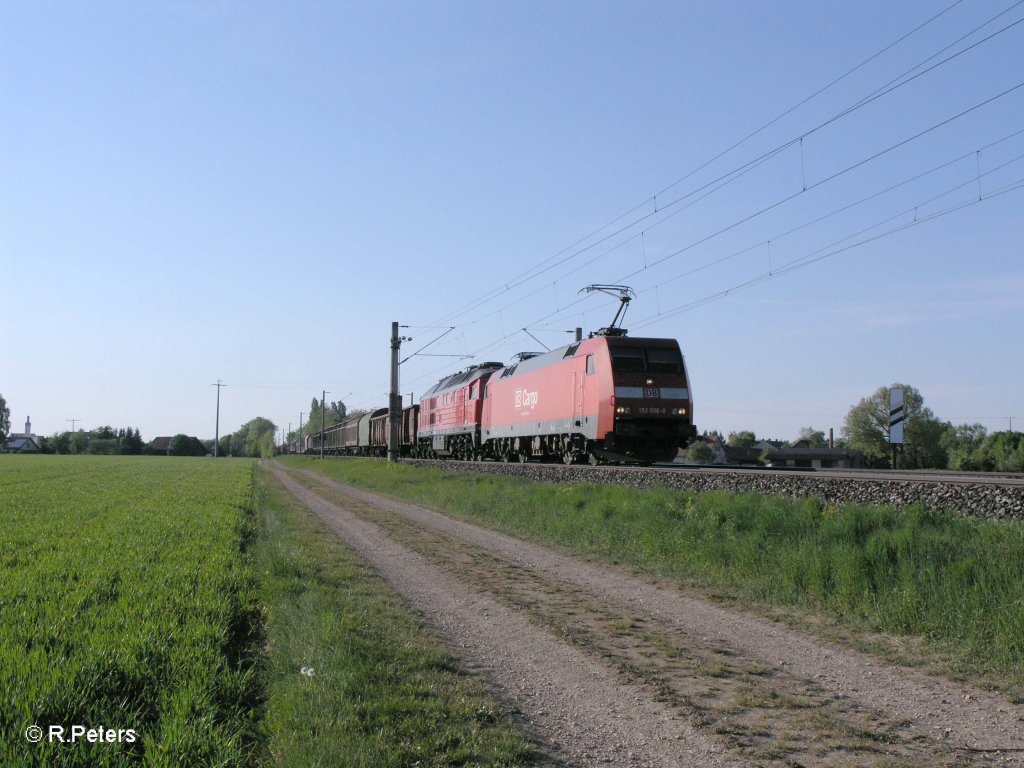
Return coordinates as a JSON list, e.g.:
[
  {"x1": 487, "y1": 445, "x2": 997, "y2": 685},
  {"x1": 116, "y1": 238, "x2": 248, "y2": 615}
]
[
  {"x1": 283, "y1": 398, "x2": 352, "y2": 446},
  {"x1": 843, "y1": 383, "x2": 1022, "y2": 471},
  {"x1": 700, "y1": 383, "x2": 1022, "y2": 471},
  {"x1": 214, "y1": 417, "x2": 277, "y2": 458},
  {"x1": 37, "y1": 426, "x2": 146, "y2": 455}
]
